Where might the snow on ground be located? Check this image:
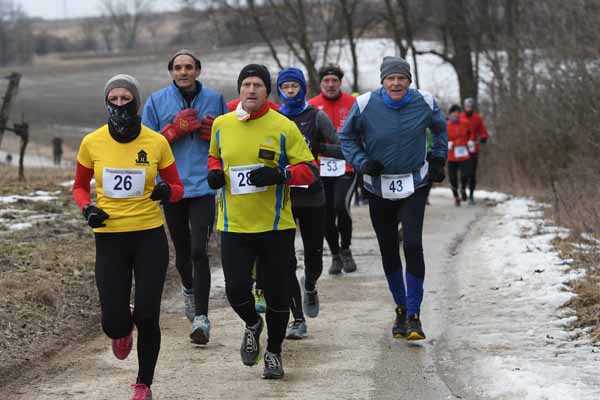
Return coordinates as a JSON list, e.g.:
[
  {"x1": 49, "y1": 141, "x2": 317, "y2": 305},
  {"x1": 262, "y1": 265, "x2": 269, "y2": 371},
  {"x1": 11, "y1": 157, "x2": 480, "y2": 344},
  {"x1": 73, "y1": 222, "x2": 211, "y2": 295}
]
[
  {"x1": 449, "y1": 195, "x2": 600, "y2": 399},
  {"x1": 431, "y1": 186, "x2": 511, "y2": 203},
  {"x1": 0, "y1": 191, "x2": 59, "y2": 204}
]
